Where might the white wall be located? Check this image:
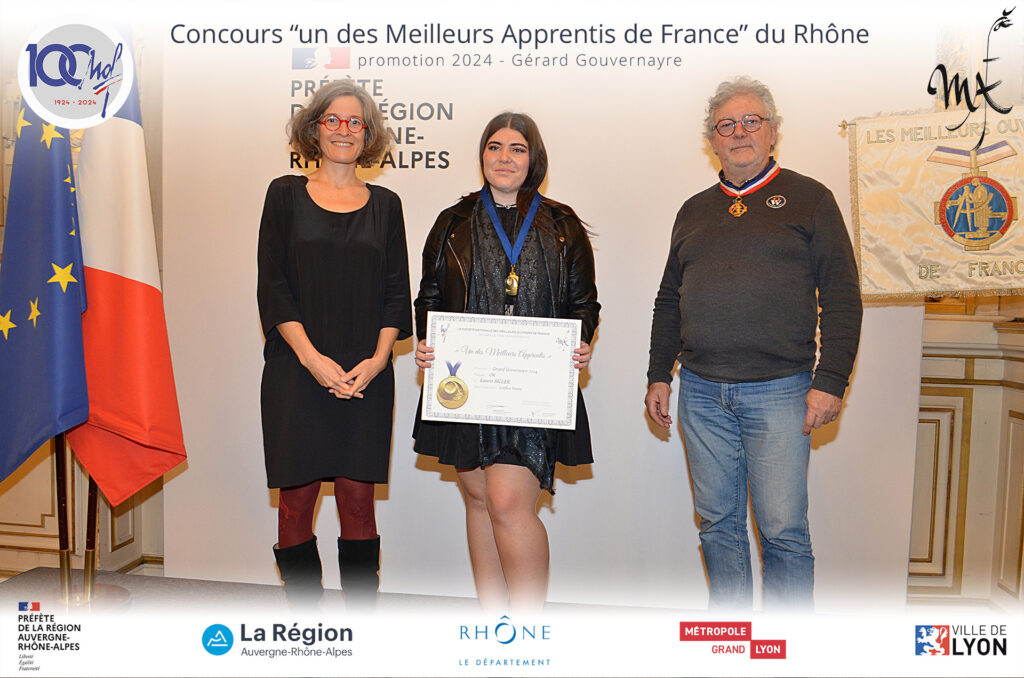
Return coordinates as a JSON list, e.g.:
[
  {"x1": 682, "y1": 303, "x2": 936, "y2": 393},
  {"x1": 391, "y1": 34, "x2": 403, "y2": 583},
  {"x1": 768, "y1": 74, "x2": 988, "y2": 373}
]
[{"x1": 134, "y1": 0, "x2": 957, "y2": 610}]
